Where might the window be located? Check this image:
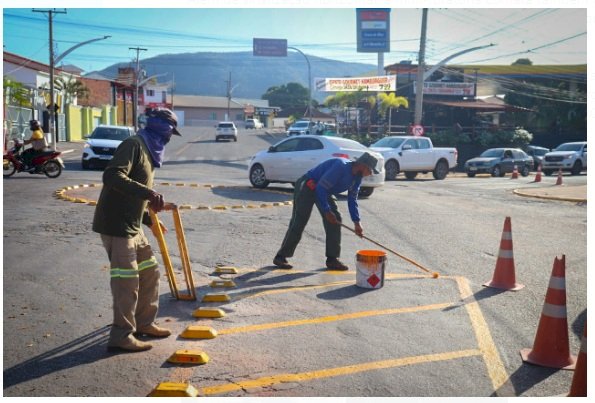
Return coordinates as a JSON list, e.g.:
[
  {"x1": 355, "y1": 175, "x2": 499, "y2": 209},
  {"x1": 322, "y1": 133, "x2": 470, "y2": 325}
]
[
  {"x1": 297, "y1": 138, "x2": 324, "y2": 151},
  {"x1": 146, "y1": 89, "x2": 155, "y2": 97},
  {"x1": 210, "y1": 113, "x2": 217, "y2": 120},
  {"x1": 275, "y1": 138, "x2": 300, "y2": 153},
  {"x1": 417, "y1": 138, "x2": 431, "y2": 149},
  {"x1": 403, "y1": 139, "x2": 418, "y2": 150}
]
